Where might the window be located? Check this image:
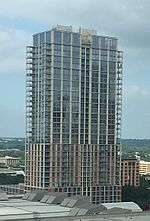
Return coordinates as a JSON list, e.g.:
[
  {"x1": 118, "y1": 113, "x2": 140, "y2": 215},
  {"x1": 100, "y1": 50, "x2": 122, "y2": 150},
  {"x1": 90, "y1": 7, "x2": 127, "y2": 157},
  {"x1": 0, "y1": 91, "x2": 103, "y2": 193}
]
[
  {"x1": 72, "y1": 91, "x2": 79, "y2": 102},
  {"x1": 63, "y1": 80, "x2": 70, "y2": 91},
  {"x1": 72, "y1": 113, "x2": 79, "y2": 123},
  {"x1": 63, "y1": 69, "x2": 70, "y2": 81},
  {"x1": 54, "y1": 68, "x2": 61, "y2": 79},
  {"x1": 53, "y1": 79, "x2": 61, "y2": 90},
  {"x1": 72, "y1": 102, "x2": 79, "y2": 112},
  {"x1": 46, "y1": 31, "x2": 51, "y2": 43},
  {"x1": 72, "y1": 33, "x2": 80, "y2": 46},
  {"x1": 72, "y1": 70, "x2": 79, "y2": 81},
  {"x1": 101, "y1": 37, "x2": 108, "y2": 49},
  {"x1": 109, "y1": 38, "x2": 117, "y2": 50},
  {"x1": 54, "y1": 45, "x2": 61, "y2": 56},
  {"x1": 40, "y1": 32, "x2": 45, "y2": 43},
  {"x1": 54, "y1": 56, "x2": 61, "y2": 63},
  {"x1": 33, "y1": 34, "x2": 38, "y2": 45},
  {"x1": 63, "y1": 45, "x2": 71, "y2": 57},
  {"x1": 63, "y1": 61, "x2": 70, "y2": 69},
  {"x1": 101, "y1": 61, "x2": 107, "y2": 73},
  {"x1": 63, "y1": 32, "x2": 71, "y2": 45},
  {"x1": 72, "y1": 81, "x2": 79, "y2": 91},
  {"x1": 62, "y1": 134, "x2": 69, "y2": 143},
  {"x1": 72, "y1": 46, "x2": 80, "y2": 58},
  {"x1": 109, "y1": 61, "x2": 116, "y2": 72},
  {"x1": 92, "y1": 36, "x2": 99, "y2": 48},
  {"x1": 54, "y1": 31, "x2": 61, "y2": 44}
]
